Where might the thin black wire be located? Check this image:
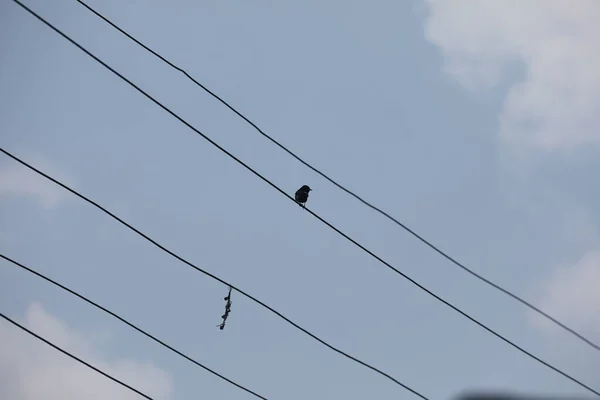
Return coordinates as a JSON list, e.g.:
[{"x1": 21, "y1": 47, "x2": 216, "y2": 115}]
[
  {"x1": 0, "y1": 154, "x2": 426, "y2": 400},
  {"x1": 0, "y1": 312, "x2": 153, "y2": 400},
  {"x1": 0, "y1": 253, "x2": 268, "y2": 400},
  {"x1": 71, "y1": 0, "x2": 600, "y2": 355},
  {"x1": 8, "y1": 1, "x2": 598, "y2": 396},
  {"x1": 6, "y1": 4, "x2": 428, "y2": 399}
]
